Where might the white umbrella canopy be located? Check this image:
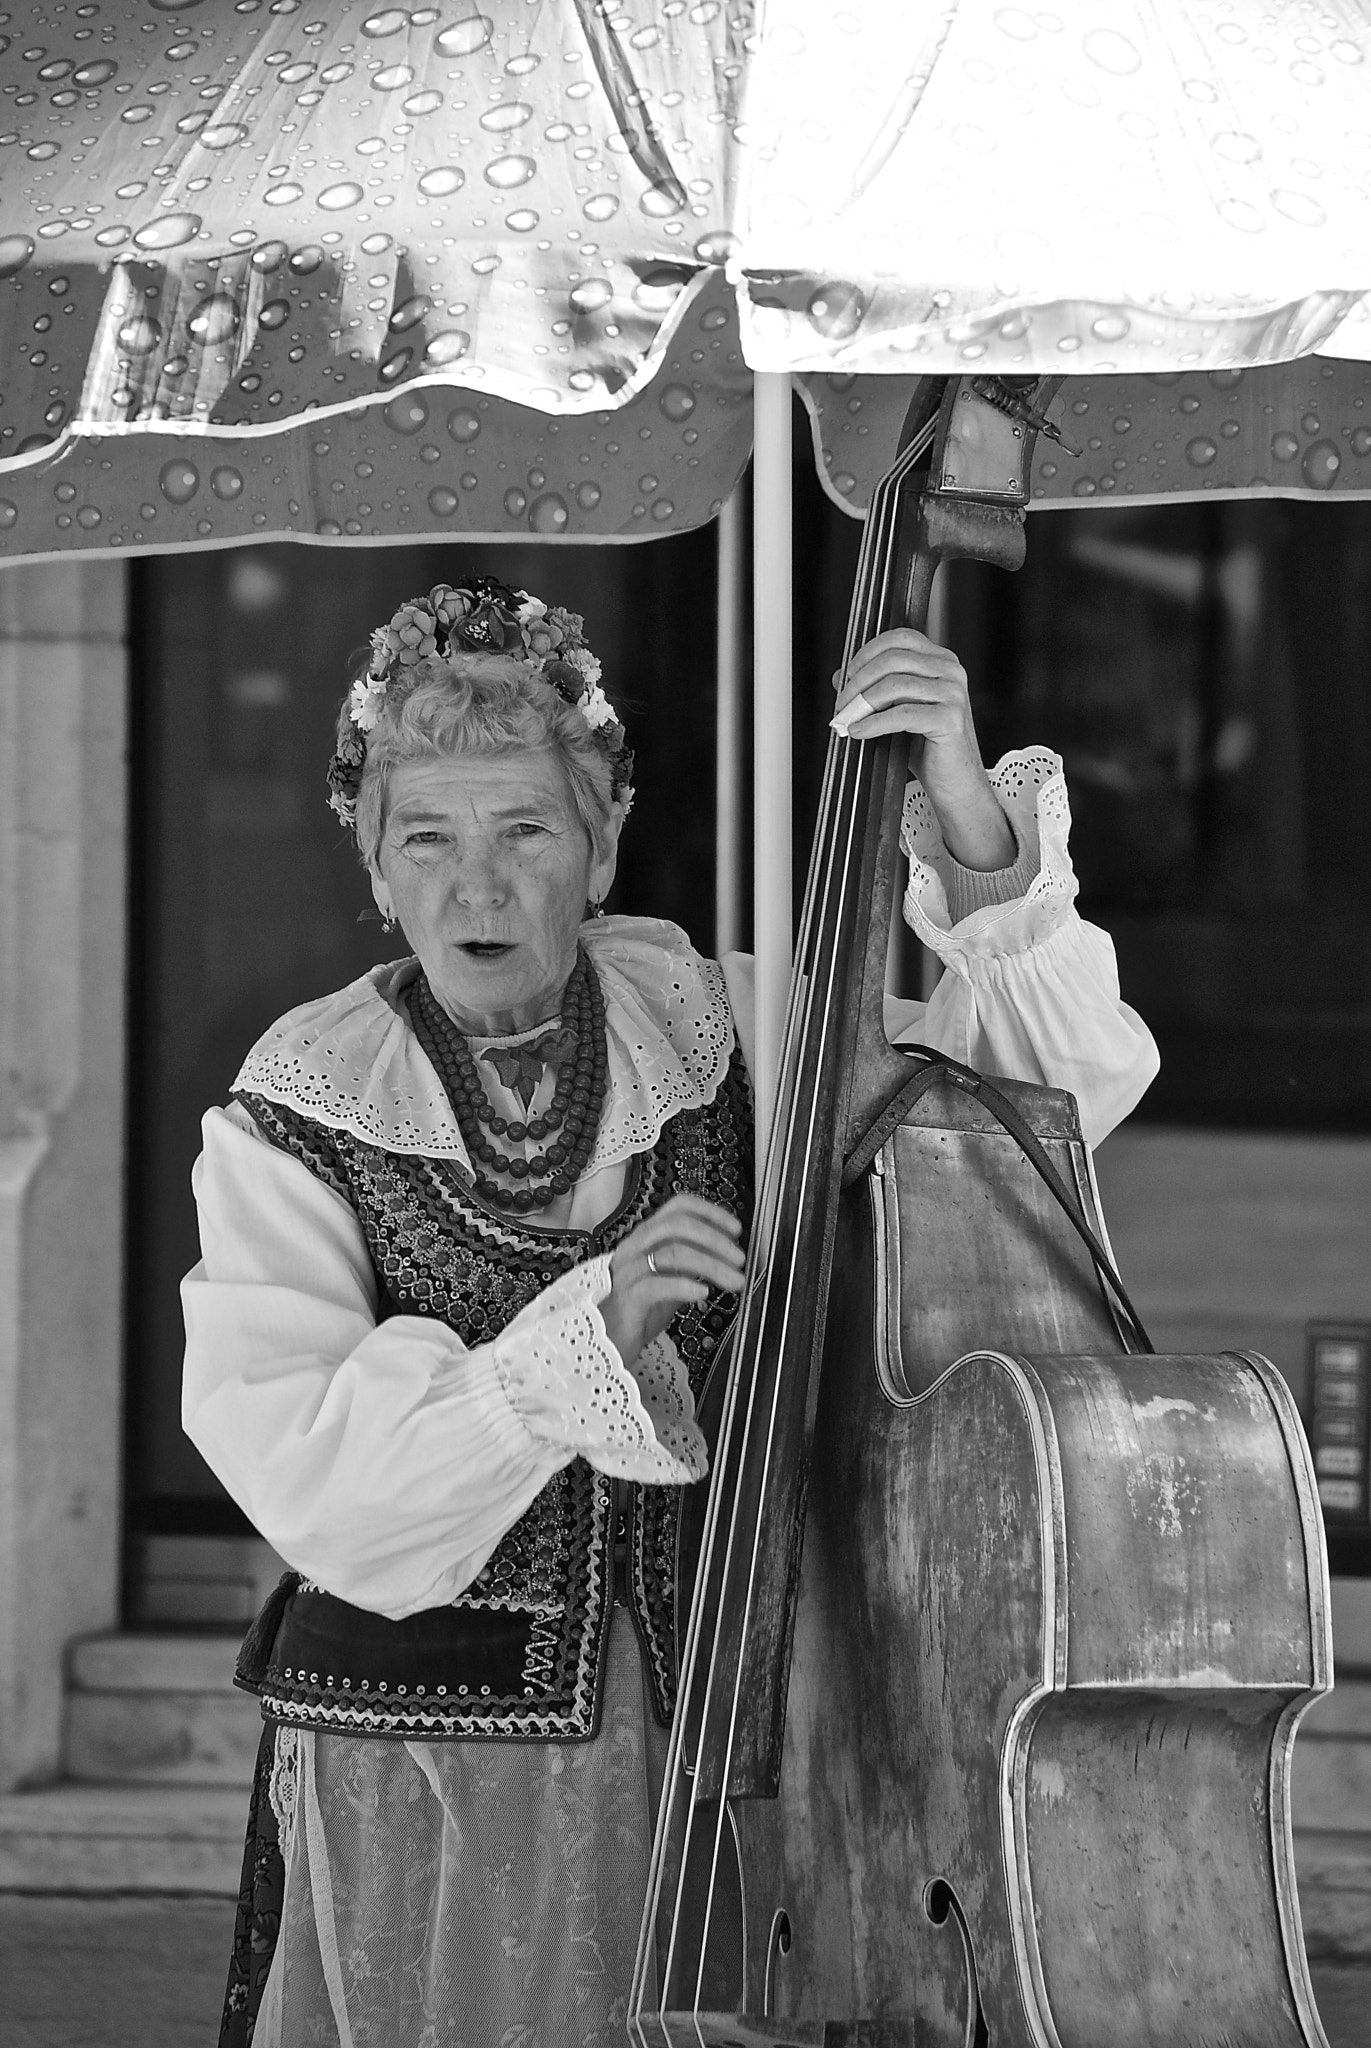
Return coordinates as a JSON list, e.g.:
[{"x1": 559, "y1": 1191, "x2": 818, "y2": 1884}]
[{"x1": 5, "y1": 0, "x2": 1371, "y2": 559}]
